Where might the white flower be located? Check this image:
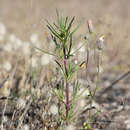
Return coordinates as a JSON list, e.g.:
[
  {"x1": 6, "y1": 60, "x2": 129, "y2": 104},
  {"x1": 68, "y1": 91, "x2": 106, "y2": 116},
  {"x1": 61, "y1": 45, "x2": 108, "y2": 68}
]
[
  {"x1": 30, "y1": 33, "x2": 38, "y2": 43},
  {"x1": 49, "y1": 104, "x2": 58, "y2": 115},
  {"x1": 0, "y1": 23, "x2": 6, "y2": 35},
  {"x1": 3, "y1": 61, "x2": 12, "y2": 71},
  {"x1": 41, "y1": 54, "x2": 52, "y2": 65}
]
